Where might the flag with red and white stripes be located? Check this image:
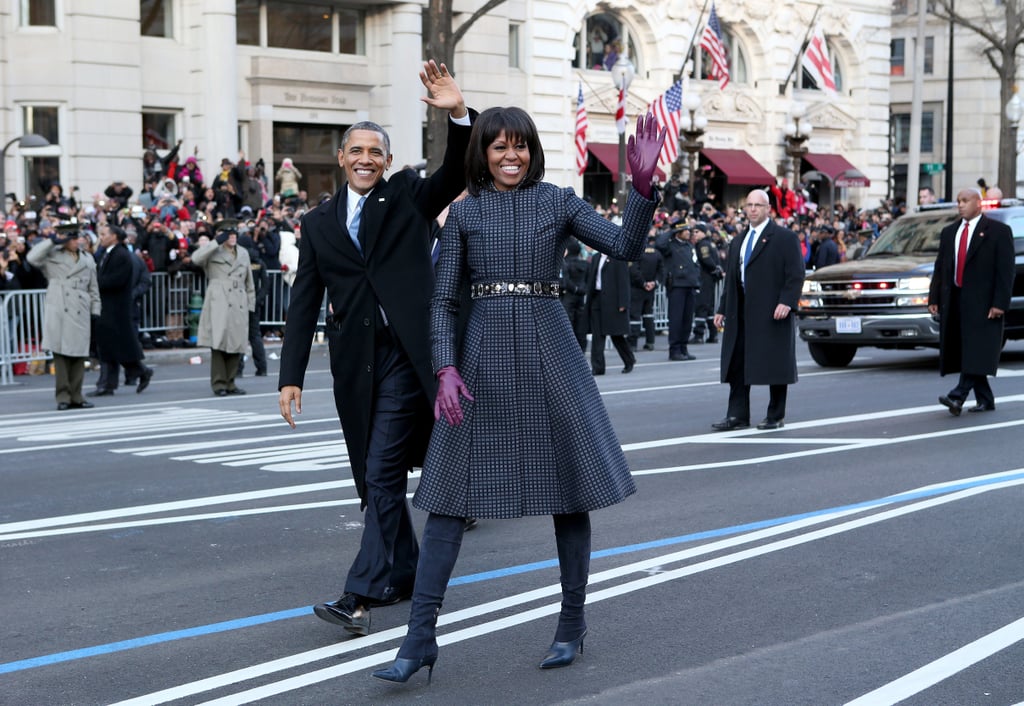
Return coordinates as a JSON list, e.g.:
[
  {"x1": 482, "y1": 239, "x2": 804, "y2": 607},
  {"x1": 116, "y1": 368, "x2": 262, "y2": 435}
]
[
  {"x1": 648, "y1": 81, "x2": 682, "y2": 168},
  {"x1": 615, "y1": 88, "x2": 627, "y2": 135},
  {"x1": 802, "y1": 24, "x2": 836, "y2": 94},
  {"x1": 700, "y1": 1, "x2": 730, "y2": 90},
  {"x1": 575, "y1": 83, "x2": 589, "y2": 176}
]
